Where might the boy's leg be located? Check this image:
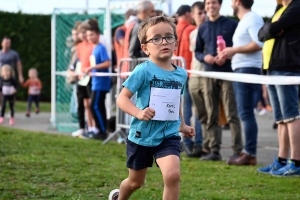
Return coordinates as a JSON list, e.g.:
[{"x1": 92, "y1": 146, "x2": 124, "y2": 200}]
[
  {"x1": 77, "y1": 85, "x2": 86, "y2": 129},
  {"x1": 1, "y1": 95, "x2": 7, "y2": 117},
  {"x1": 8, "y1": 95, "x2": 15, "y2": 117},
  {"x1": 34, "y1": 95, "x2": 40, "y2": 109},
  {"x1": 118, "y1": 168, "x2": 148, "y2": 200},
  {"x1": 90, "y1": 90, "x2": 107, "y2": 135},
  {"x1": 156, "y1": 155, "x2": 180, "y2": 200},
  {"x1": 27, "y1": 95, "x2": 33, "y2": 113}
]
